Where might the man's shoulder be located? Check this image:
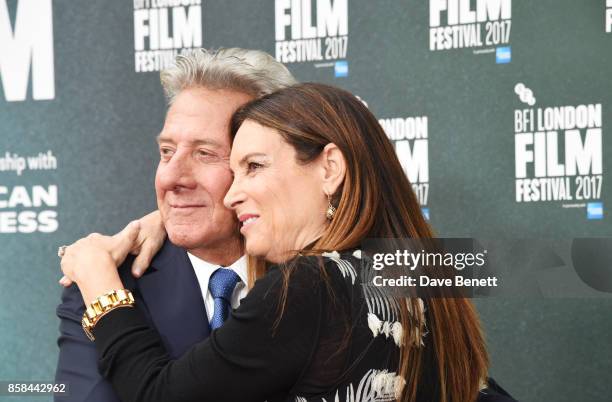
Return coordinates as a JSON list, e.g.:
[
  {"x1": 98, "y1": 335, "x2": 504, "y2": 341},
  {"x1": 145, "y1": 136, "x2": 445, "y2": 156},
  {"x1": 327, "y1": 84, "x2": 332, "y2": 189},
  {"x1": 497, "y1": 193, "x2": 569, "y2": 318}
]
[
  {"x1": 116, "y1": 239, "x2": 188, "y2": 277},
  {"x1": 135, "y1": 239, "x2": 189, "y2": 271}
]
